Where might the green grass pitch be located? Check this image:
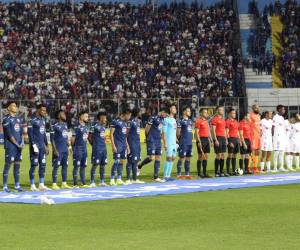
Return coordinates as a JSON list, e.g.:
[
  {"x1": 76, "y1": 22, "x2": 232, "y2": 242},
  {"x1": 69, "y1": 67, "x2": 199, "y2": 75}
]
[{"x1": 0, "y1": 144, "x2": 300, "y2": 250}]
